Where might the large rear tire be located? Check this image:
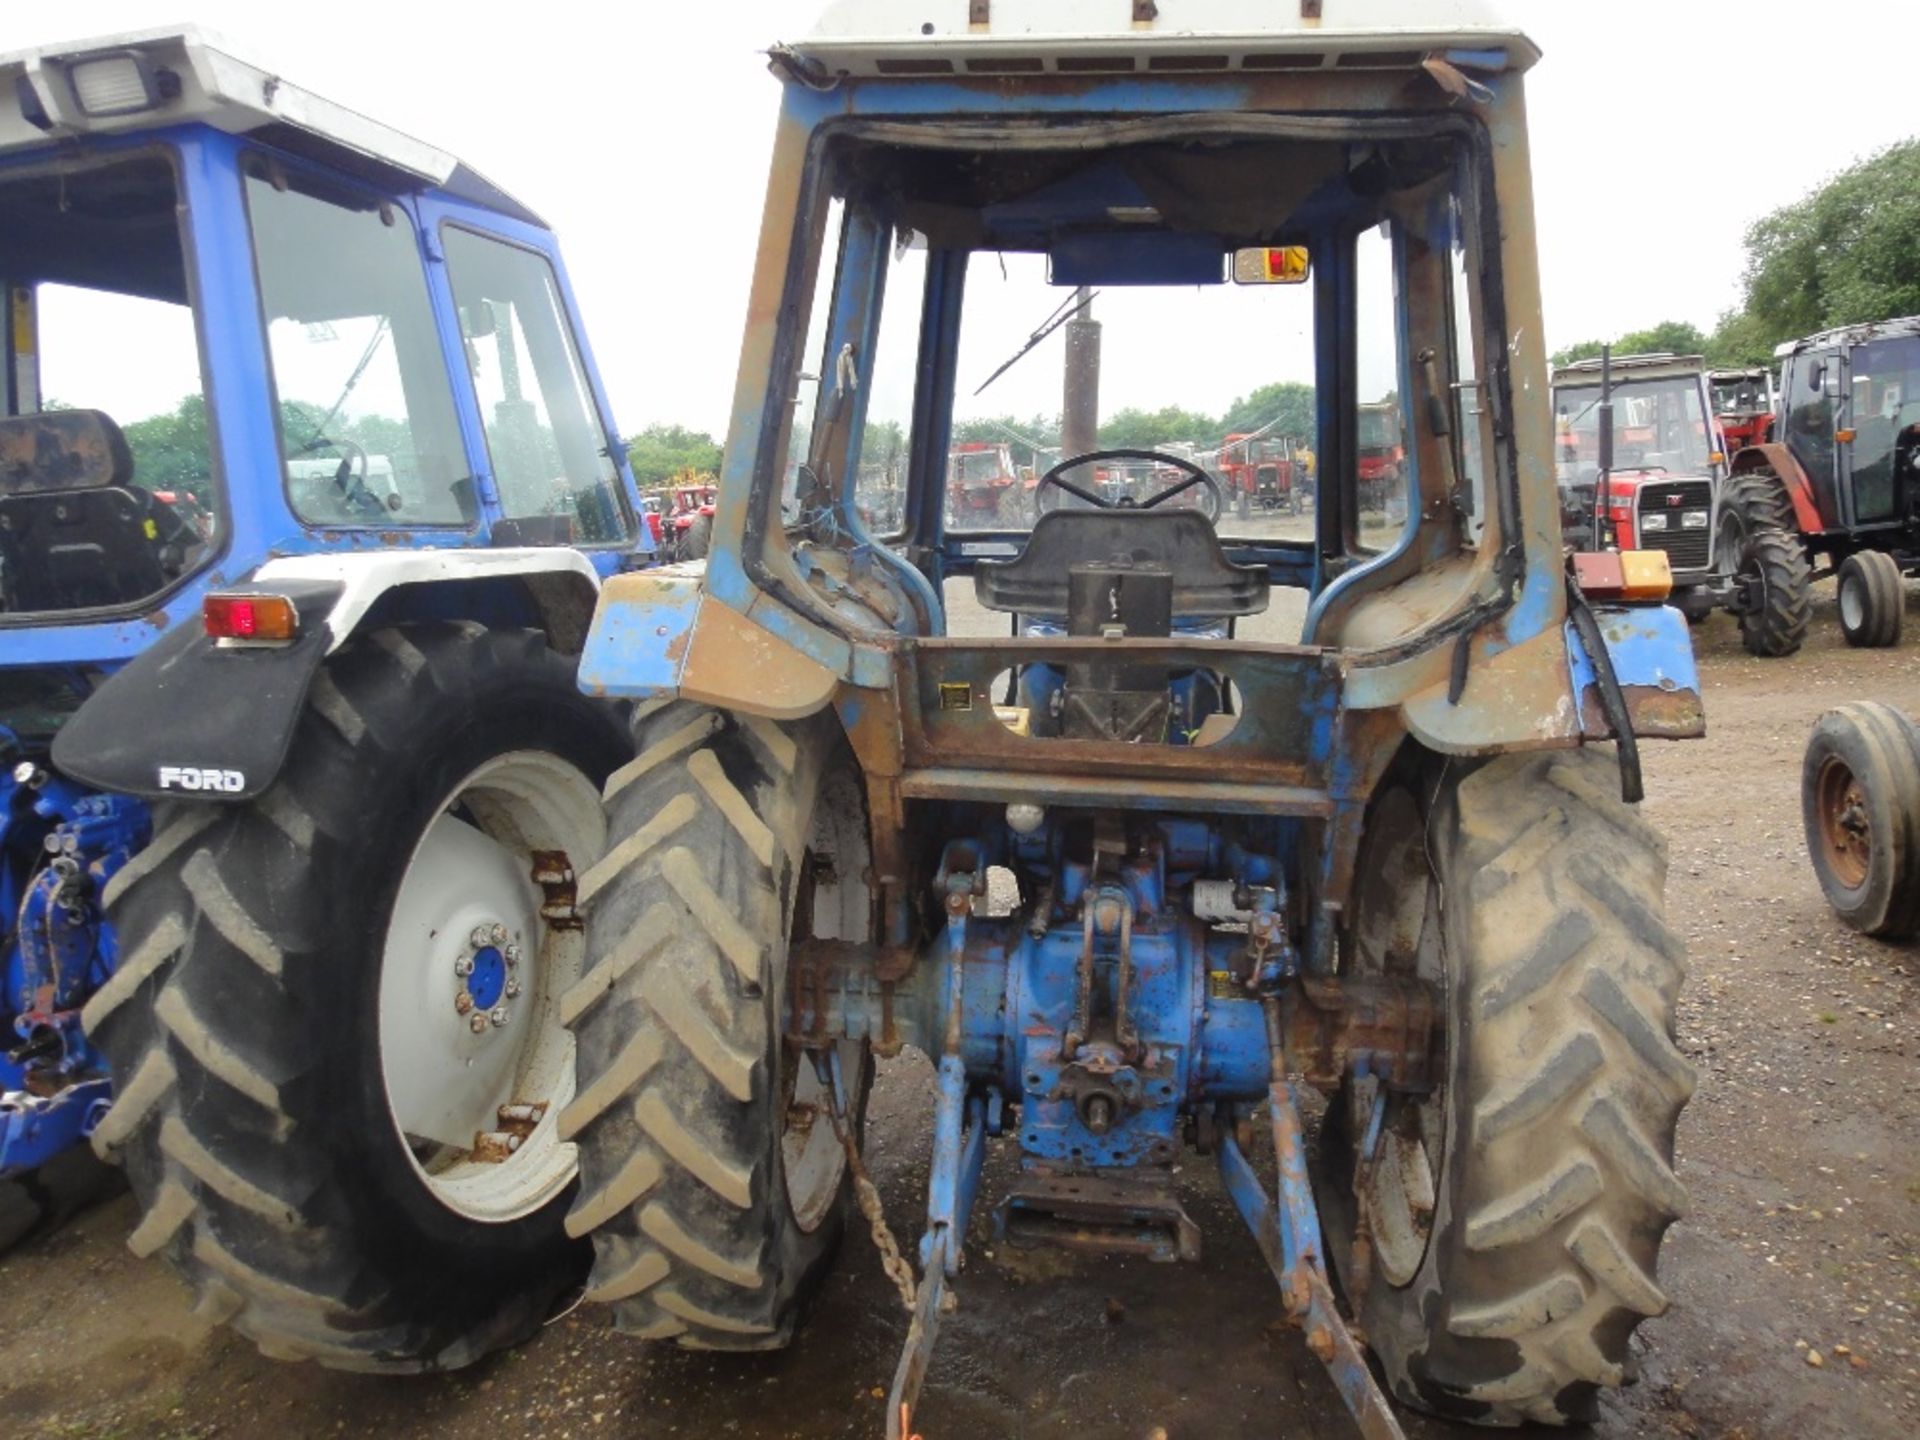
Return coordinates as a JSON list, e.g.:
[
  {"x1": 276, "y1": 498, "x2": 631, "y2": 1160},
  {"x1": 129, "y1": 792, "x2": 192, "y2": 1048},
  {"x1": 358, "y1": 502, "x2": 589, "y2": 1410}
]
[
  {"x1": 1323, "y1": 749, "x2": 1693, "y2": 1426},
  {"x1": 88, "y1": 623, "x2": 628, "y2": 1371},
  {"x1": 1801, "y1": 702, "x2": 1920, "y2": 938},
  {"x1": 563, "y1": 702, "x2": 869, "y2": 1348},
  {"x1": 1716, "y1": 471, "x2": 1810, "y2": 657},
  {"x1": 1837, "y1": 551, "x2": 1904, "y2": 648}
]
